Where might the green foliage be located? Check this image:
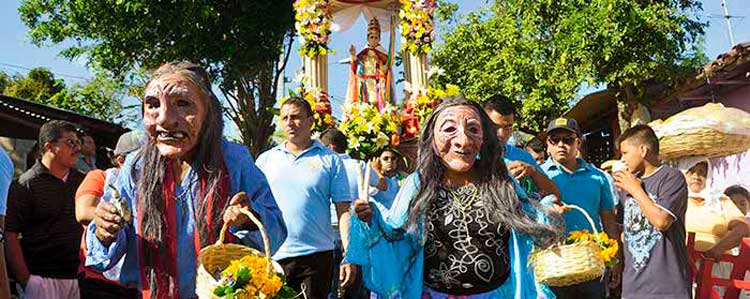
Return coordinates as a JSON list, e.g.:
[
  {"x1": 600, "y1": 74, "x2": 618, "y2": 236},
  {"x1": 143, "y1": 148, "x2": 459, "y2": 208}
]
[
  {"x1": 275, "y1": 285, "x2": 299, "y2": 299},
  {"x1": 0, "y1": 72, "x2": 9, "y2": 91},
  {"x1": 3, "y1": 68, "x2": 65, "y2": 102},
  {"x1": 18, "y1": 0, "x2": 296, "y2": 155},
  {"x1": 435, "y1": 0, "x2": 459, "y2": 24},
  {"x1": 54, "y1": 72, "x2": 126, "y2": 121},
  {"x1": 1, "y1": 68, "x2": 122, "y2": 121},
  {"x1": 432, "y1": 0, "x2": 706, "y2": 132}
]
